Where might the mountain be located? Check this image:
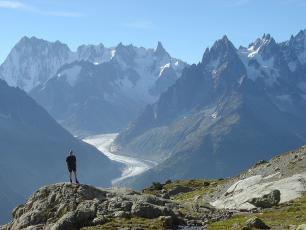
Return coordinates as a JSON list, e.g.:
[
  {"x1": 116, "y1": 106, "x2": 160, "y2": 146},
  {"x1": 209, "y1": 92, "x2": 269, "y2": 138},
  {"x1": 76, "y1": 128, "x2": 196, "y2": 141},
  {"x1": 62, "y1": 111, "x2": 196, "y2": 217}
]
[
  {"x1": 115, "y1": 30, "x2": 306, "y2": 188},
  {"x1": 27, "y1": 40, "x2": 187, "y2": 135},
  {"x1": 2, "y1": 144, "x2": 306, "y2": 229},
  {"x1": 0, "y1": 79, "x2": 120, "y2": 224},
  {"x1": 0, "y1": 36, "x2": 74, "y2": 92},
  {"x1": 0, "y1": 36, "x2": 187, "y2": 135}
]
